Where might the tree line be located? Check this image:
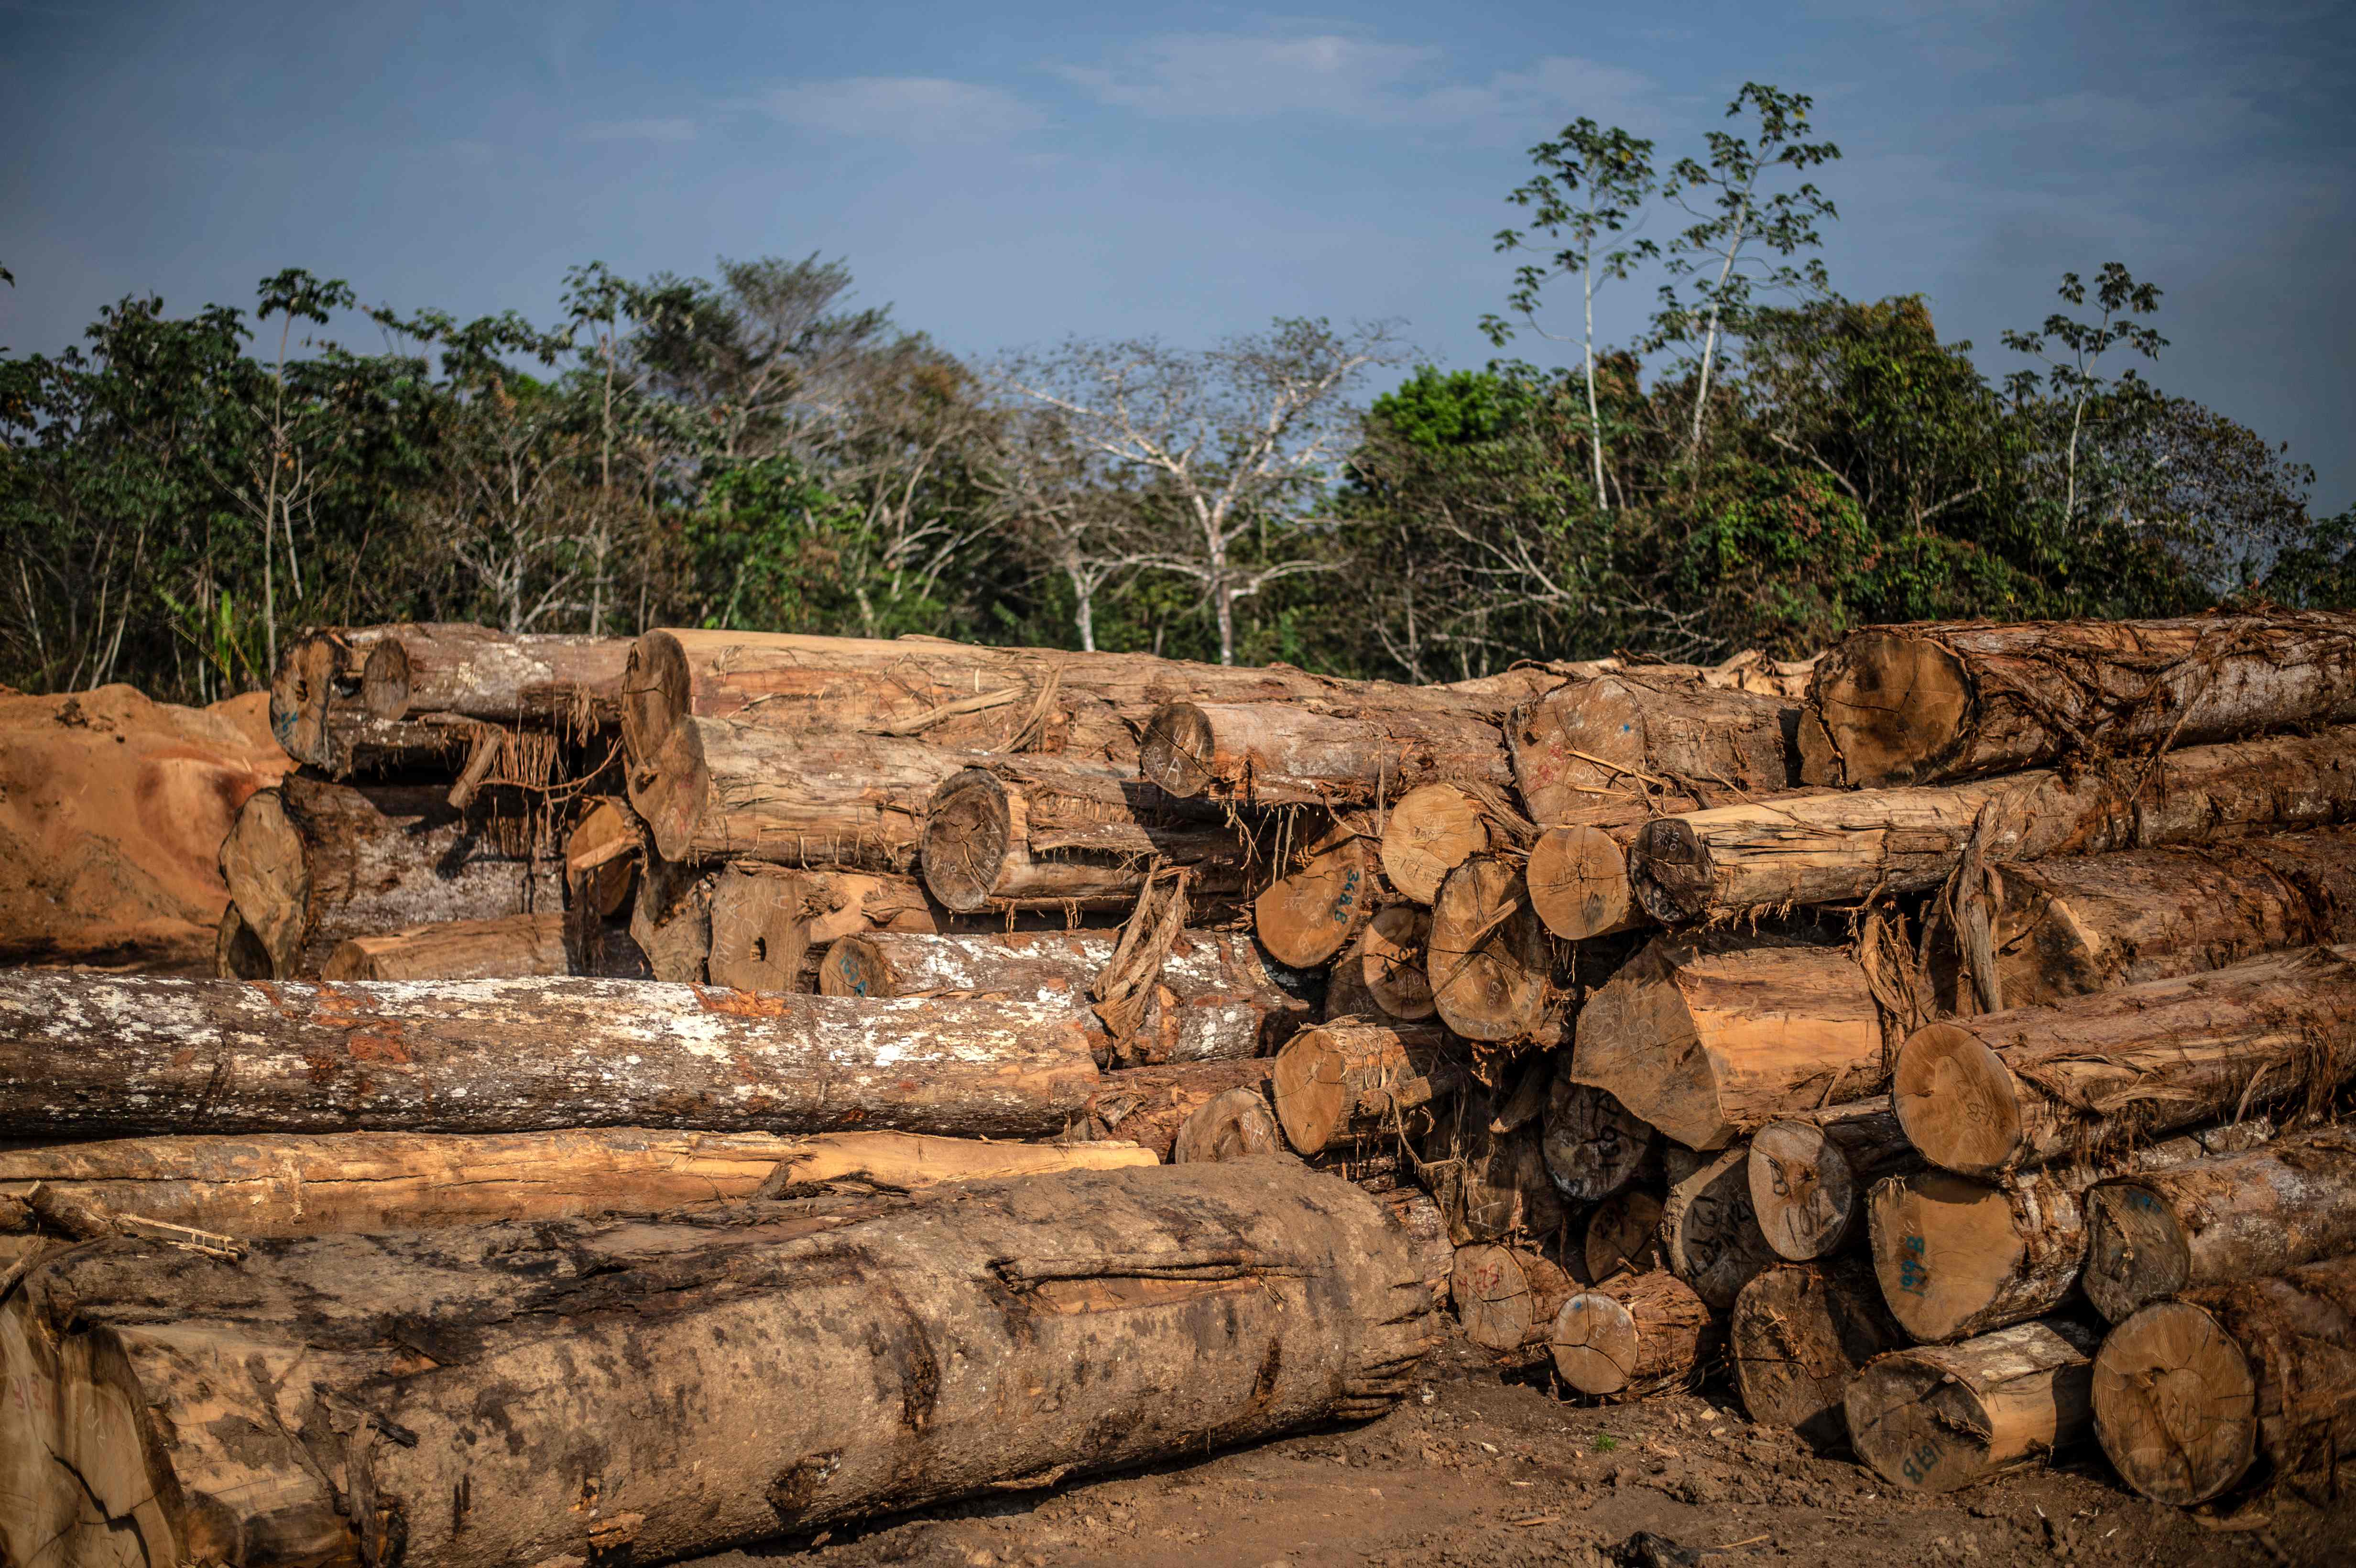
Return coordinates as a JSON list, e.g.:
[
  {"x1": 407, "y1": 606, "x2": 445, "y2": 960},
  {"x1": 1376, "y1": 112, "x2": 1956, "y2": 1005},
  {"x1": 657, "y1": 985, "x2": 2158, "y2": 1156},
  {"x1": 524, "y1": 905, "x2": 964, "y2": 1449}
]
[{"x1": 5, "y1": 85, "x2": 2349, "y2": 703}]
